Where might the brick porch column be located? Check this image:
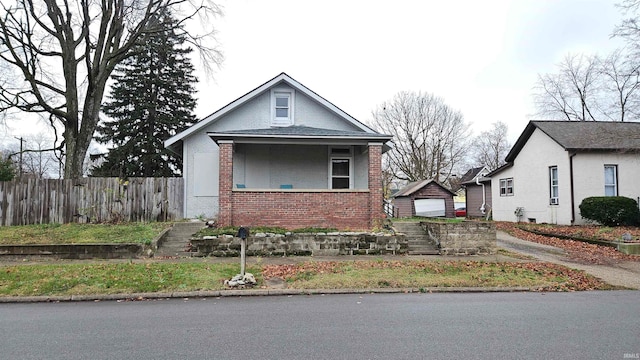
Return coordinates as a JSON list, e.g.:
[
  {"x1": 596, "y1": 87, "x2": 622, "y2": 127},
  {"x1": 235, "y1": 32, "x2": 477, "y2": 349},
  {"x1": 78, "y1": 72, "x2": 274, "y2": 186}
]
[
  {"x1": 218, "y1": 140, "x2": 234, "y2": 227},
  {"x1": 368, "y1": 142, "x2": 385, "y2": 228}
]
